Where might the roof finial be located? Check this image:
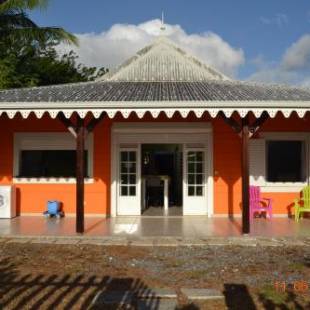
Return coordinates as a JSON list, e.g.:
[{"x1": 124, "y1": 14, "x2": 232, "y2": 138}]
[{"x1": 160, "y1": 10, "x2": 166, "y2": 32}]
